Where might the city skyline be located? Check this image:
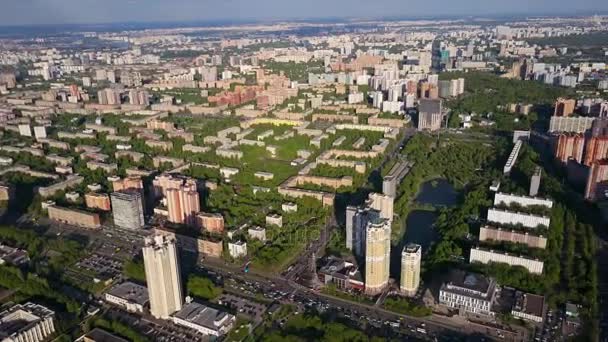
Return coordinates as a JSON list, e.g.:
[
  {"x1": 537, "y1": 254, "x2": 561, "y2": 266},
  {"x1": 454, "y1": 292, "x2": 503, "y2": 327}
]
[{"x1": 1, "y1": 0, "x2": 608, "y2": 26}]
